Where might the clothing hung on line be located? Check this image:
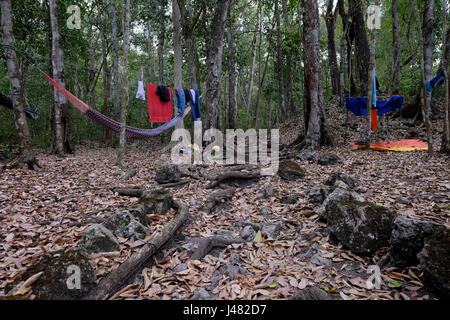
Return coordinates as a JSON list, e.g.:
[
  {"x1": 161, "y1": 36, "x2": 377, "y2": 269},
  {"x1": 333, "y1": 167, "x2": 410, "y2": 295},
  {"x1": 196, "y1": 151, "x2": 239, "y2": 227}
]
[
  {"x1": 147, "y1": 83, "x2": 173, "y2": 123},
  {"x1": 156, "y1": 85, "x2": 171, "y2": 102},
  {"x1": 188, "y1": 89, "x2": 201, "y2": 121},
  {"x1": 426, "y1": 71, "x2": 445, "y2": 92},
  {"x1": 175, "y1": 89, "x2": 186, "y2": 114},
  {"x1": 136, "y1": 81, "x2": 146, "y2": 101}
]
